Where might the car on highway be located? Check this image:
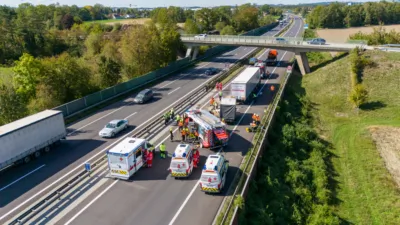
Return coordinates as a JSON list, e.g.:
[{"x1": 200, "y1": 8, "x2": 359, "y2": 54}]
[
  {"x1": 205, "y1": 67, "x2": 219, "y2": 75},
  {"x1": 134, "y1": 89, "x2": 153, "y2": 104},
  {"x1": 275, "y1": 37, "x2": 288, "y2": 44},
  {"x1": 99, "y1": 119, "x2": 129, "y2": 138},
  {"x1": 194, "y1": 34, "x2": 207, "y2": 39},
  {"x1": 307, "y1": 38, "x2": 326, "y2": 45}
]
